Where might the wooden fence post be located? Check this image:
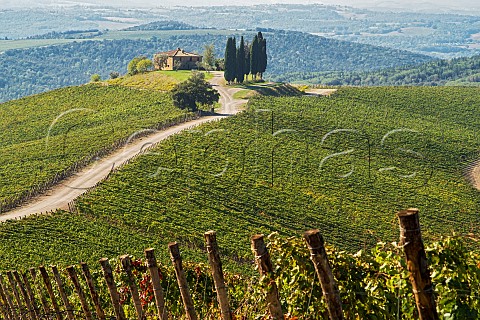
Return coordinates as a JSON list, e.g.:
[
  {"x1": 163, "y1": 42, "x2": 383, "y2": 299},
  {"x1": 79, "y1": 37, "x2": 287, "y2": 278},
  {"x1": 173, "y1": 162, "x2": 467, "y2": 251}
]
[
  {"x1": 120, "y1": 255, "x2": 144, "y2": 320},
  {"x1": 80, "y1": 262, "x2": 106, "y2": 320},
  {"x1": 0, "y1": 273, "x2": 18, "y2": 320},
  {"x1": 168, "y1": 242, "x2": 198, "y2": 320},
  {"x1": 304, "y1": 230, "x2": 344, "y2": 320},
  {"x1": 66, "y1": 265, "x2": 93, "y2": 320},
  {"x1": 38, "y1": 266, "x2": 62, "y2": 320},
  {"x1": 51, "y1": 266, "x2": 75, "y2": 320},
  {"x1": 99, "y1": 258, "x2": 126, "y2": 320},
  {"x1": 250, "y1": 234, "x2": 284, "y2": 320},
  {"x1": 13, "y1": 270, "x2": 38, "y2": 320},
  {"x1": 0, "y1": 278, "x2": 12, "y2": 320},
  {"x1": 21, "y1": 272, "x2": 40, "y2": 320},
  {"x1": 0, "y1": 294, "x2": 9, "y2": 320},
  {"x1": 6, "y1": 271, "x2": 26, "y2": 320},
  {"x1": 29, "y1": 268, "x2": 50, "y2": 318},
  {"x1": 144, "y1": 248, "x2": 168, "y2": 320},
  {"x1": 204, "y1": 231, "x2": 232, "y2": 320},
  {"x1": 397, "y1": 208, "x2": 439, "y2": 320}
]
